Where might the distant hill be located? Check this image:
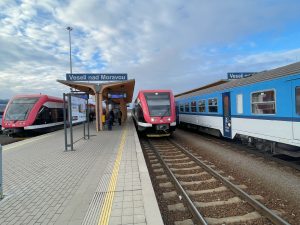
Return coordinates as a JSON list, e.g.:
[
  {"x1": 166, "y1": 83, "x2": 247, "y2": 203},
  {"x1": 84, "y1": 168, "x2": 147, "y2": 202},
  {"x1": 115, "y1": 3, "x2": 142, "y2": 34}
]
[{"x1": 0, "y1": 99, "x2": 9, "y2": 104}]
